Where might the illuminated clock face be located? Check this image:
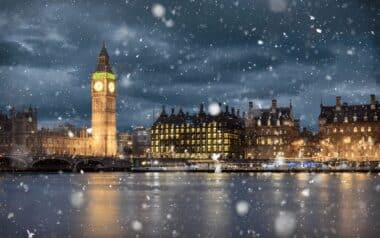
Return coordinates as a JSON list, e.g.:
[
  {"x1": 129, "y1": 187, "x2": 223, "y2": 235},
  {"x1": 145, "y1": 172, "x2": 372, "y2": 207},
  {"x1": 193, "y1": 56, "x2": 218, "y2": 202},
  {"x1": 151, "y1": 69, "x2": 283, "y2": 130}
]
[
  {"x1": 108, "y1": 82, "x2": 115, "y2": 93},
  {"x1": 93, "y1": 81, "x2": 103, "y2": 92}
]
